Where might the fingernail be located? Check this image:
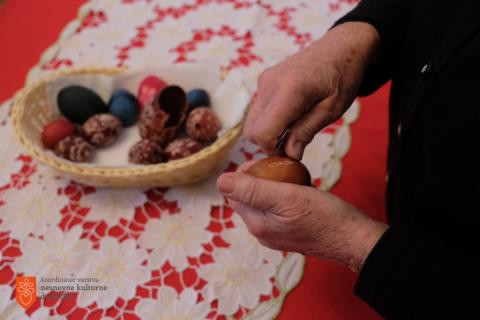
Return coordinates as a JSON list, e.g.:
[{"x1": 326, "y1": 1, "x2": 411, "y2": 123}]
[{"x1": 218, "y1": 174, "x2": 236, "y2": 193}]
